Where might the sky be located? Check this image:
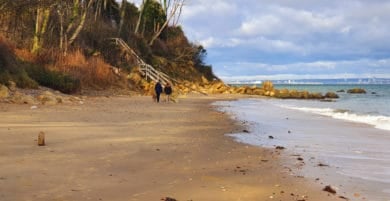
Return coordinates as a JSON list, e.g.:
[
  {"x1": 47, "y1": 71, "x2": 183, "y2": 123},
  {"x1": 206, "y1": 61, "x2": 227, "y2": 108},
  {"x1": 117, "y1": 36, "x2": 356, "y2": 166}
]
[{"x1": 129, "y1": 0, "x2": 390, "y2": 82}]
